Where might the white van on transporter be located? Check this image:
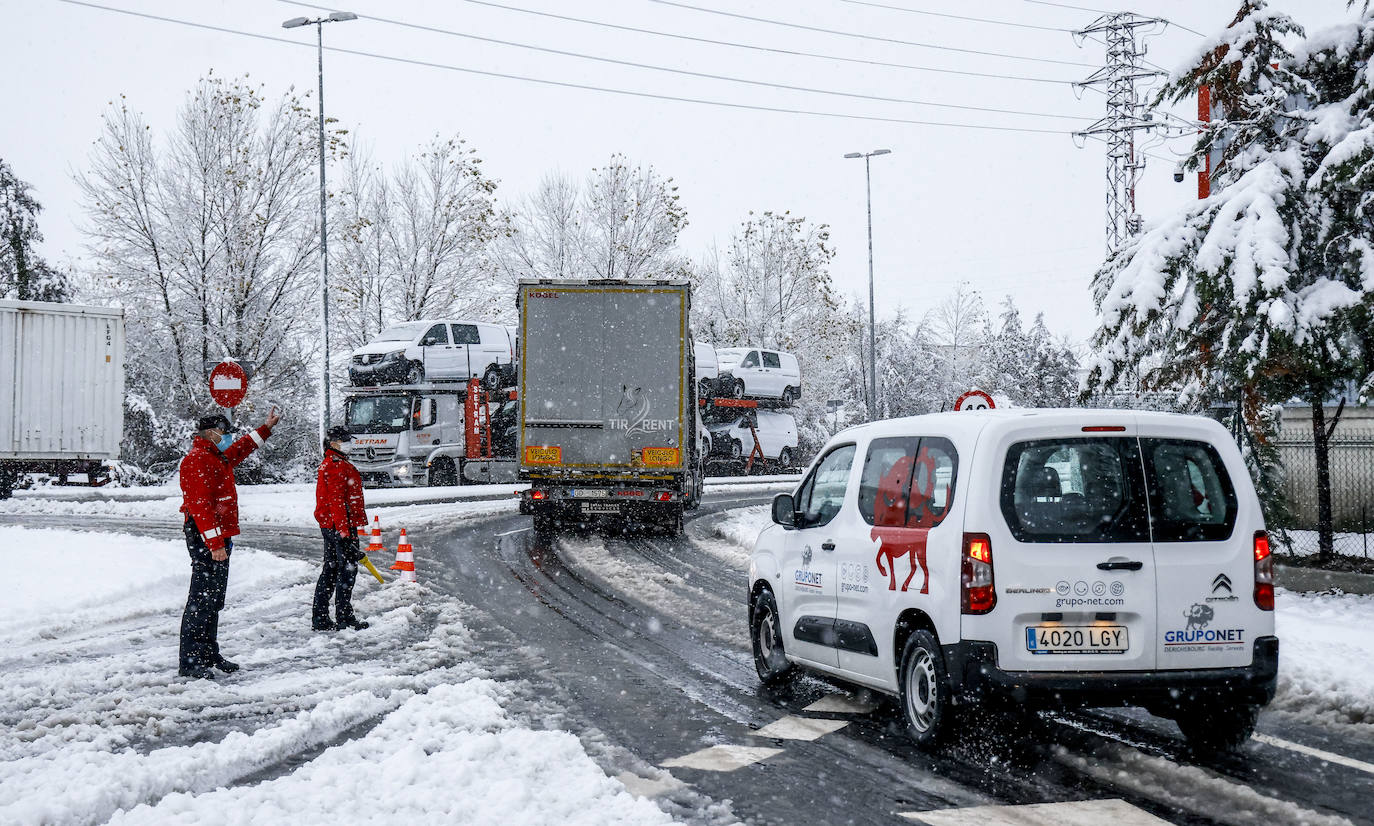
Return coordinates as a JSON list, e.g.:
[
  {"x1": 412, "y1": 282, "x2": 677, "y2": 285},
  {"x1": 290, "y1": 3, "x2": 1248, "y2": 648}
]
[
  {"x1": 748, "y1": 409, "x2": 1278, "y2": 752},
  {"x1": 349, "y1": 320, "x2": 516, "y2": 388}
]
